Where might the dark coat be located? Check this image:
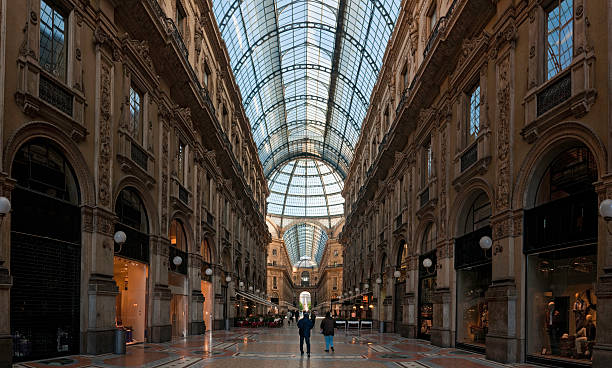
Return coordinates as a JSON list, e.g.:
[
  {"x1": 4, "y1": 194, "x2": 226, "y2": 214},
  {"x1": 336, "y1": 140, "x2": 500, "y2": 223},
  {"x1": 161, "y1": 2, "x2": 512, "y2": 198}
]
[
  {"x1": 320, "y1": 316, "x2": 335, "y2": 336},
  {"x1": 297, "y1": 317, "x2": 314, "y2": 338}
]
